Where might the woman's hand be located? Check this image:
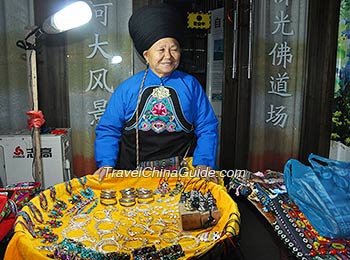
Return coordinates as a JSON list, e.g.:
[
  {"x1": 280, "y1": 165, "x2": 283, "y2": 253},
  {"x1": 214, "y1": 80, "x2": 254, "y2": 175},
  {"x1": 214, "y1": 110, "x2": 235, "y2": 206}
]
[
  {"x1": 195, "y1": 165, "x2": 219, "y2": 184},
  {"x1": 93, "y1": 166, "x2": 113, "y2": 182}
]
